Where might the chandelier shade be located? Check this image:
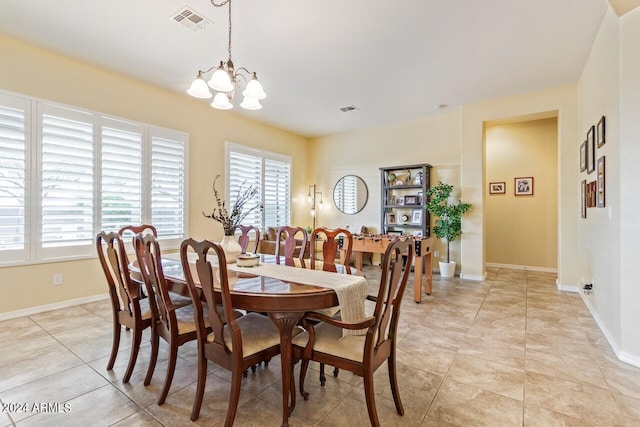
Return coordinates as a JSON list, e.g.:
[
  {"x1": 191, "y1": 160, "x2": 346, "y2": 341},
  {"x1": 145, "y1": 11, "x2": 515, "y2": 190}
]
[{"x1": 187, "y1": 0, "x2": 266, "y2": 110}]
